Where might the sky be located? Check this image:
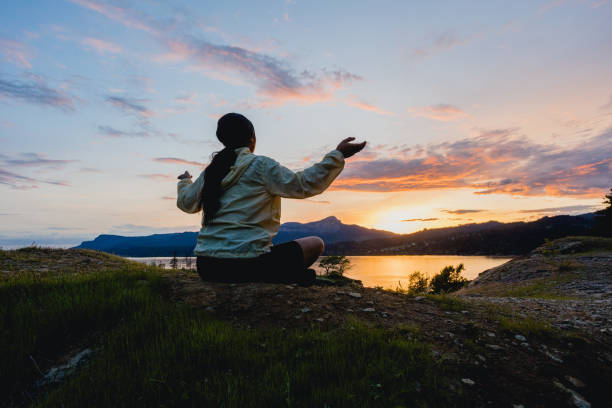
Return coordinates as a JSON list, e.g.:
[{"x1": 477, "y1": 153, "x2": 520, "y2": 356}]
[{"x1": 1, "y1": 0, "x2": 611, "y2": 247}]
